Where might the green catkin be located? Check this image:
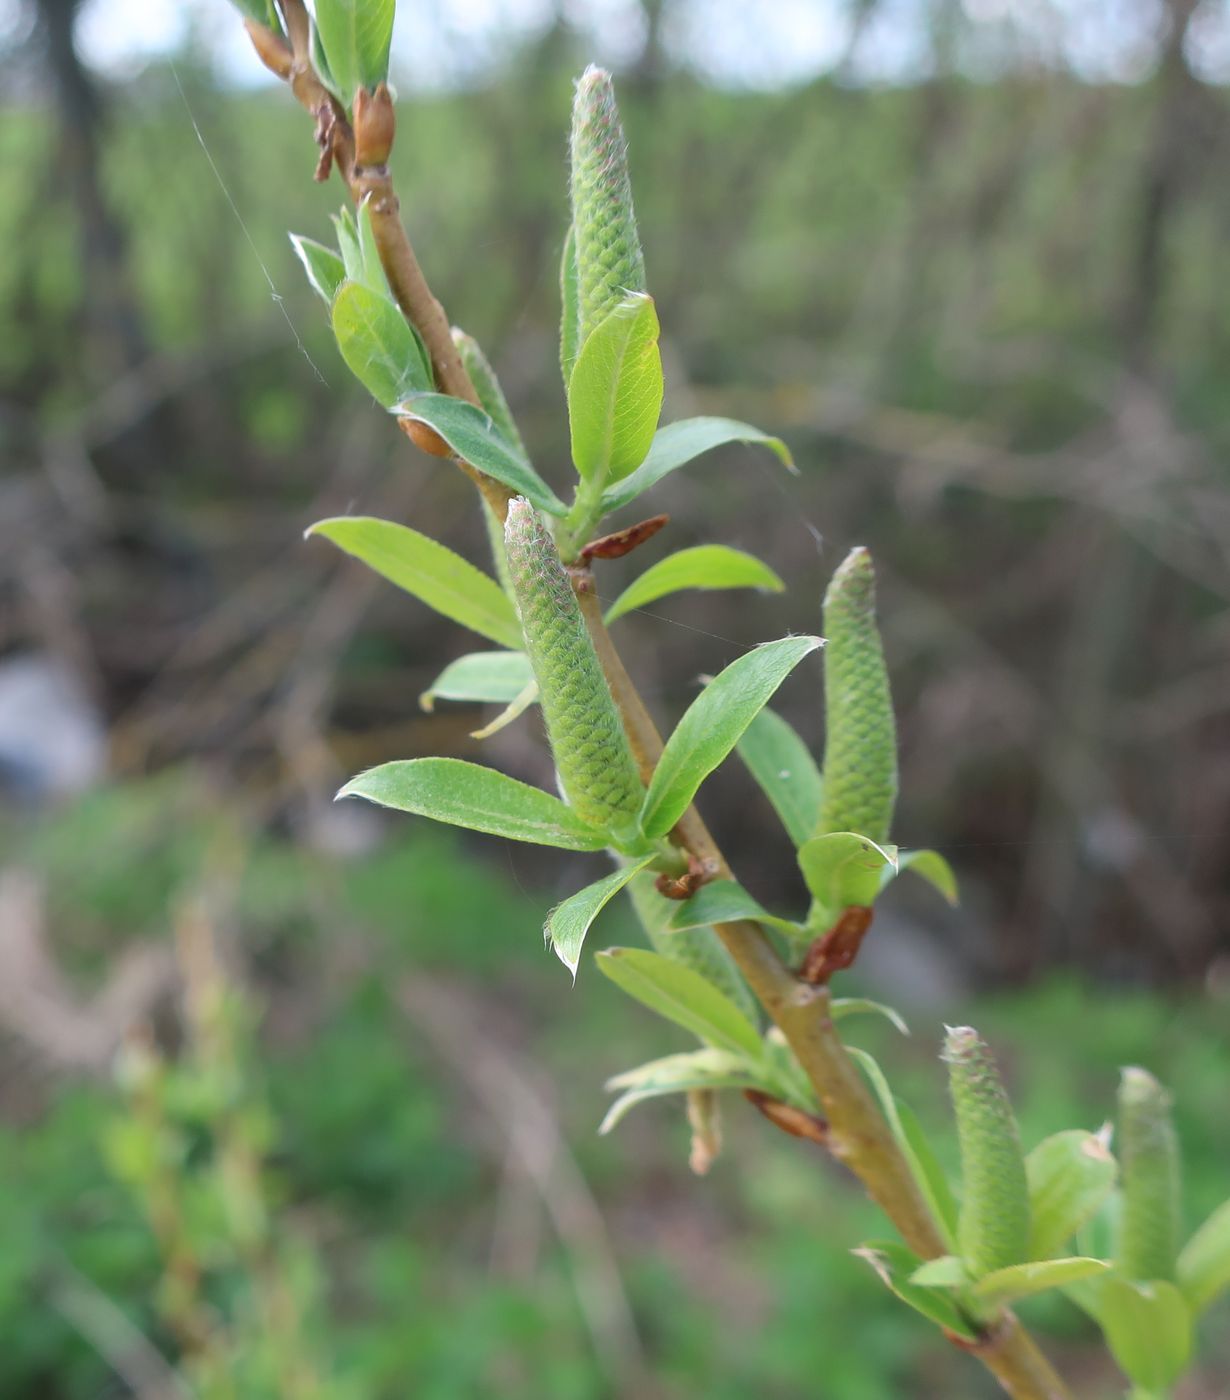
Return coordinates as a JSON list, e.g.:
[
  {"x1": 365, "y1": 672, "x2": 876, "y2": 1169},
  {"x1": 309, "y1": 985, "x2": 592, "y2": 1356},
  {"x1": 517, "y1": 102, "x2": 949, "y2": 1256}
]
[
  {"x1": 944, "y1": 1026, "x2": 1030, "y2": 1277},
  {"x1": 815, "y1": 546, "x2": 898, "y2": 845},
  {"x1": 569, "y1": 66, "x2": 646, "y2": 348},
  {"x1": 625, "y1": 870, "x2": 760, "y2": 1027},
  {"x1": 1117, "y1": 1067, "x2": 1181, "y2": 1282},
  {"x1": 504, "y1": 498, "x2": 643, "y2": 831}
]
